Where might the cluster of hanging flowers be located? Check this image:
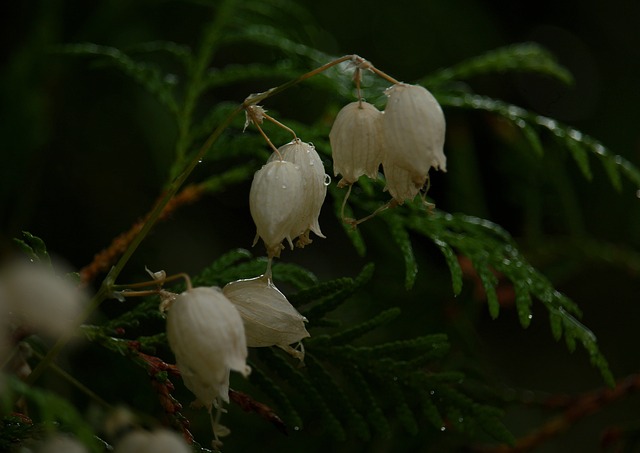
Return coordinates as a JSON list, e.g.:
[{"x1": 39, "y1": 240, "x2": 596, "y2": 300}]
[
  {"x1": 158, "y1": 54, "x2": 446, "y2": 449},
  {"x1": 330, "y1": 59, "x2": 447, "y2": 205}
]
